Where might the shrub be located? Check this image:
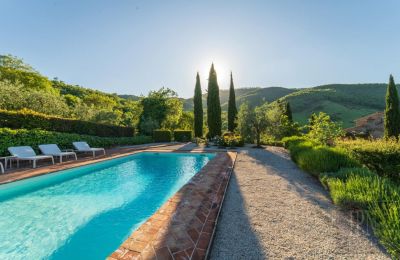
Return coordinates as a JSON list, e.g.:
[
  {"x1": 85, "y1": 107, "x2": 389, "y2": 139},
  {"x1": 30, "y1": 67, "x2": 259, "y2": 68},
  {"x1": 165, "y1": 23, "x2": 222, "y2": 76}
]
[
  {"x1": 0, "y1": 109, "x2": 134, "y2": 137},
  {"x1": 322, "y1": 168, "x2": 400, "y2": 257},
  {"x1": 283, "y1": 136, "x2": 358, "y2": 176},
  {"x1": 153, "y1": 130, "x2": 172, "y2": 142},
  {"x1": 337, "y1": 138, "x2": 400, "y2": 182},
  {"x1": 0, "y1": 127, "x2": 152, "y2": 156},
  {"x1": 173, "y1": 130, "x2": 192, "y2": 142},
  {"x1": 217, "y1": 132, "x2": 244, "y2": 148}
]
